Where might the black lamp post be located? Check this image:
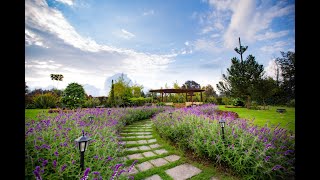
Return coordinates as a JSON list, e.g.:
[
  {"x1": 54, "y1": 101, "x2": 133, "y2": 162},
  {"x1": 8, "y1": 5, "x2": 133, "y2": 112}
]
[
  {"x1": 219, "y1": 119, "x2": 226, "y2": 140},
  {"x1": 75, "y1": 130, "x2": 92, "y2": 170},
  {"x1": 88, "y1": 116, "x2": 94, "y2": 123},
  {"x1": 169, "y1": 112, "x2": 172, "y2": 119}
]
